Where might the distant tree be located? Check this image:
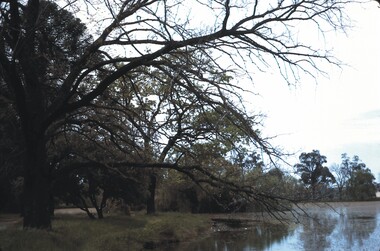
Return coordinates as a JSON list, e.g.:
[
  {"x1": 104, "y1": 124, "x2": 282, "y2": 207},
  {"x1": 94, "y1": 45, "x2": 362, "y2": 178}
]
[
  {"x1": 294, "y1": 150, "x2": 335, "y2": 200},
  {"x1": 331, "y1": 163, "x2": 349, "y2": 200},
  {"x1": 337, "y1": 154, "x2": 377, "y2": 201},
  {"x1": 332, "y1": 153, "x2": 365, "y2": 199},
  {"x1": 348, "y1": 169, "x2": 376, "y2": 201},
  {"x1": 331, "y1": 154, "x2": 366, "y2": 200},
  {"x1": 332, "y1": 153, "x2": 377, "y2": 201},
  {"x1": 342, "y1": 154, "x2": 366, "y2": 176}
]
